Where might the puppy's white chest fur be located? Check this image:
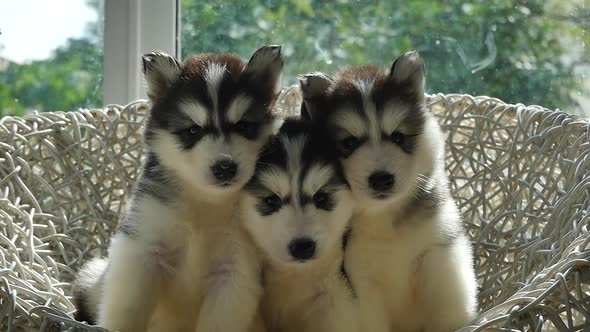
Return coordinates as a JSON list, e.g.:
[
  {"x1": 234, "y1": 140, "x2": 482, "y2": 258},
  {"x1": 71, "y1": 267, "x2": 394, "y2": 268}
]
[
  {"x1": 346, "y1": 199, "x2": 476, "y2": 332},
  {"x1": 347, "y1": 213, "x2": 433, "y2": 329},
  {"x1": 148, "y1": 196, "x2": 261, "y2": 331},
  {"x1": 262, "y1": 254, "x2": 359, "y2": 332}
]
